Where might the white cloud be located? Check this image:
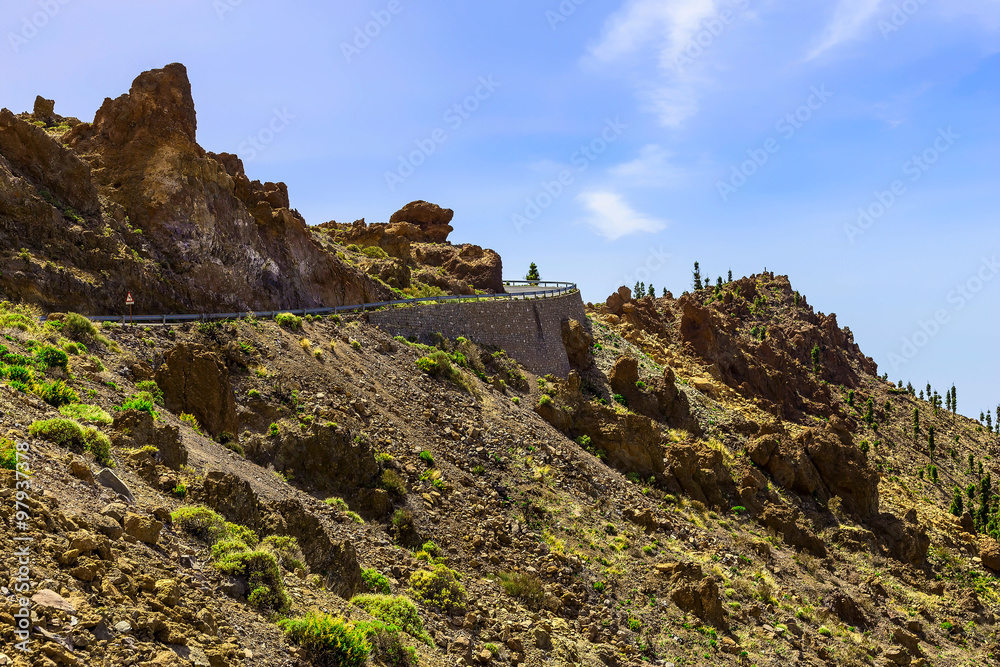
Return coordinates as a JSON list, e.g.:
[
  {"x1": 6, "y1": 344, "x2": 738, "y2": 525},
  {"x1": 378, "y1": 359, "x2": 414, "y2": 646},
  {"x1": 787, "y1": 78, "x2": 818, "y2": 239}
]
[
  {"x1": 610, "y1": 144, "x2": 688, "y2": 187},
  {"x1": 576, "y1": 191, "x2": 667, "y2": 240},
  {"x1": 590, "y1": 0, "x2": 721, "y2": 127},
  {"x1": 807, "y1": 0, "x2": 884, "y2": 60}
]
